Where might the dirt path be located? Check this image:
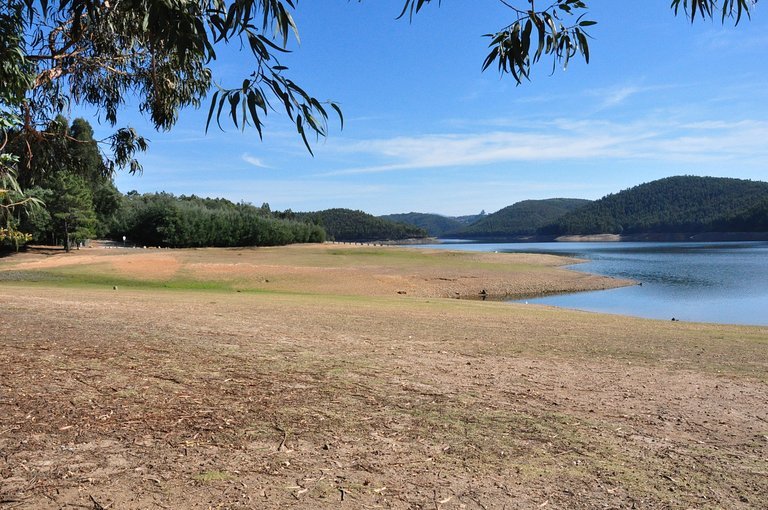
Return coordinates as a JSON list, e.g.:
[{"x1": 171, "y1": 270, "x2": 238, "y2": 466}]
[{"x1": 1, "y1": 246, "x2": 766, "y2": 509}]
